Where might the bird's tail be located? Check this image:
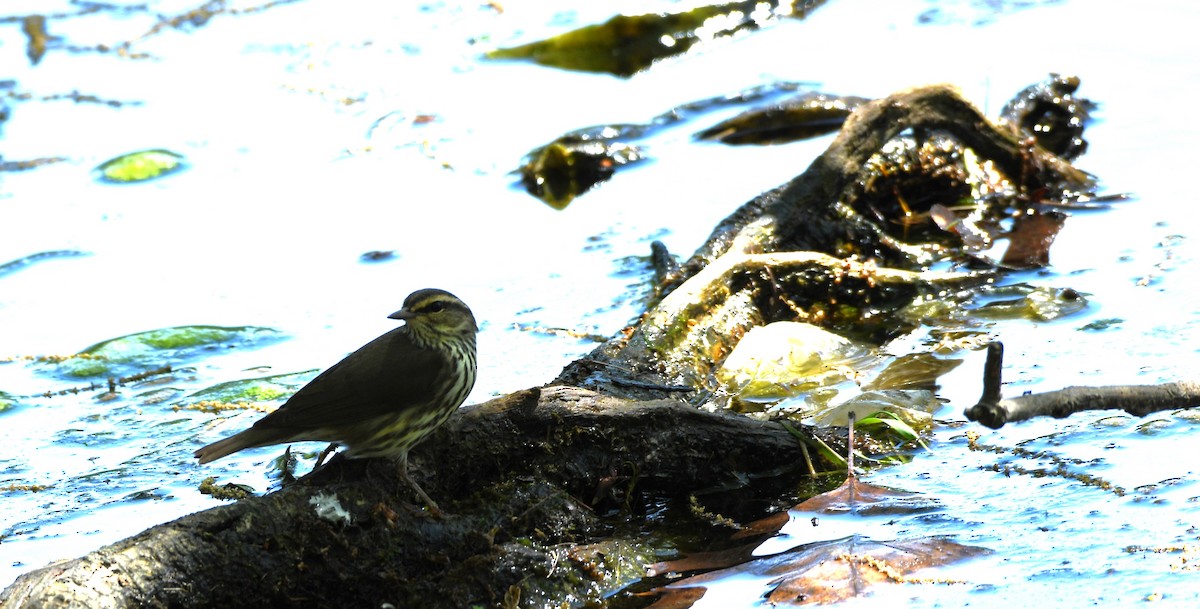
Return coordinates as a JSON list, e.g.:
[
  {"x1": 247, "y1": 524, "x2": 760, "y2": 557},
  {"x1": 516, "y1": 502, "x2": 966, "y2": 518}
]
[{"x1": 194, "y1": 429, "x2": 257, "y2": 464}]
